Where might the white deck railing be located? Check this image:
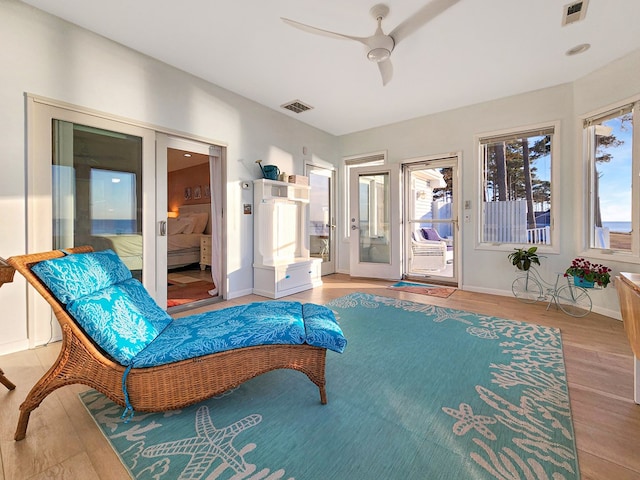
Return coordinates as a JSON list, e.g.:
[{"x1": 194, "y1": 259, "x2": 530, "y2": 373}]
[{"x1": 527, "y1": 225, "x2": 551, "y2": 244}]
